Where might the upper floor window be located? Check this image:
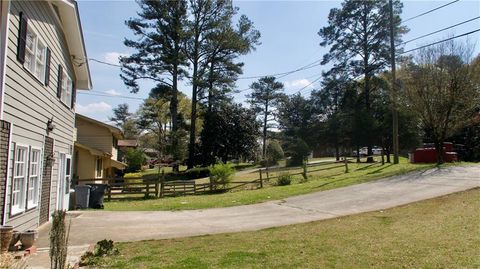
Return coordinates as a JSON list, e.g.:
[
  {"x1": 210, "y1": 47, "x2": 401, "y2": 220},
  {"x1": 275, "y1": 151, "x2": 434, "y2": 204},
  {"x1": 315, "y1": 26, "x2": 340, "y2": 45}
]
[
  {"x1": 24, "y1": 27, "x2": 47, "y2": 82},
  {"x1": 60, "y1": 70, "x2": 72, "y2": 106}
]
